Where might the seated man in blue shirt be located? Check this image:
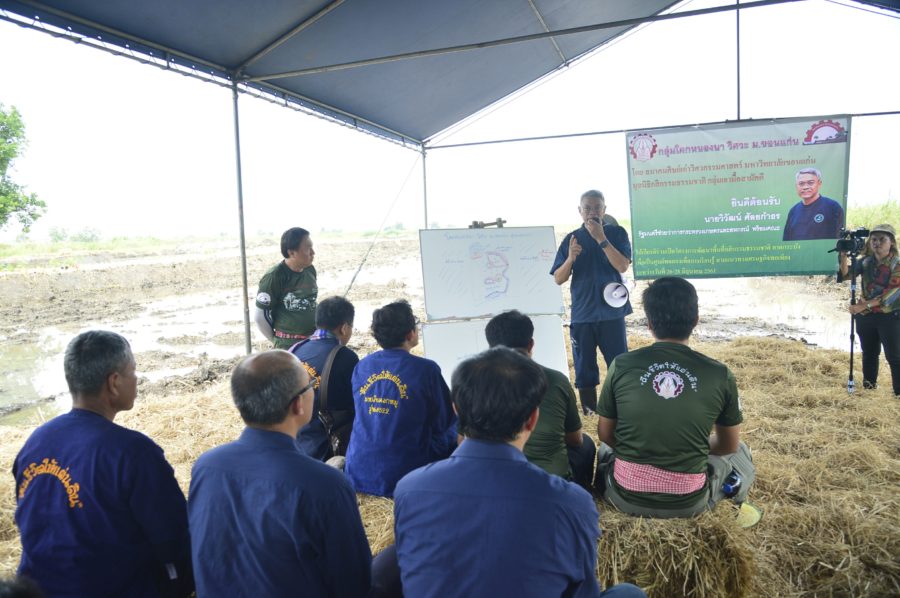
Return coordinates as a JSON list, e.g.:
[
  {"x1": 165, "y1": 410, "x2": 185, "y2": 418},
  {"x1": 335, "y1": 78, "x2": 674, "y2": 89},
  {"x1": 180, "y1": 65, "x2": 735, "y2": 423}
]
[
  {"x1": 485, "y1": 309, "x2": 596, "y2": 488},
  {"x1": 345, "y1": 300, "x2": 457, "y2": 497},
  {"x1": 392, "y1": 347, "x2": 647, "y2": 598},
  {"x1": 13, "y1": 330, "x2": 193, "y2": 598},
  {"x1": 188, "y1": 350, "x2": 372, "y2": 597},
  {"x1": 291, "y1": 295, "x2": 359, "y2": 460}
]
